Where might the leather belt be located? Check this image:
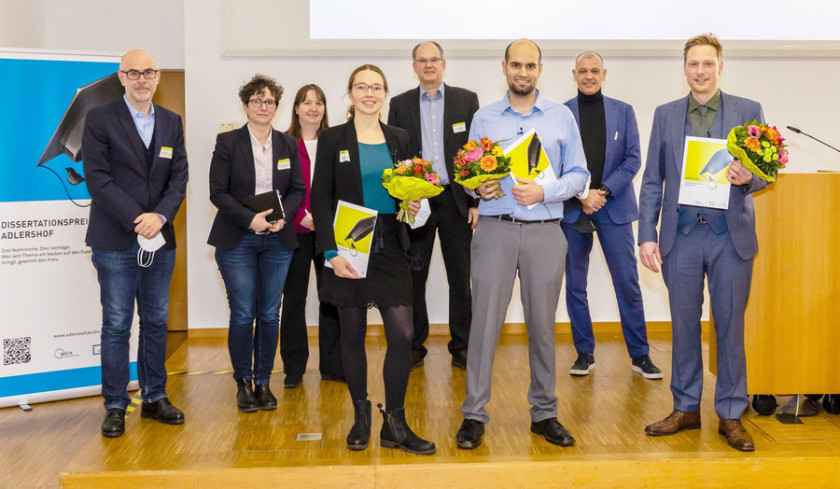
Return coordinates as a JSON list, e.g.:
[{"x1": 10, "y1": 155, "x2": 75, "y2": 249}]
[{"x1": 491, "y1": 214, "x2": 560, "y2": 224}]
